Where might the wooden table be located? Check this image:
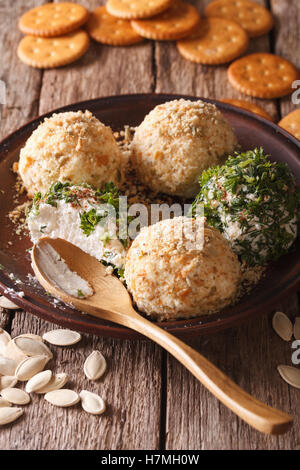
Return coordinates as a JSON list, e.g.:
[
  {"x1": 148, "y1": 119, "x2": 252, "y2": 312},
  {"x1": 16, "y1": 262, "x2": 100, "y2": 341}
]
[{"x1": 0, "y1": 0, "x2": 299, "y2": 450}]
